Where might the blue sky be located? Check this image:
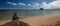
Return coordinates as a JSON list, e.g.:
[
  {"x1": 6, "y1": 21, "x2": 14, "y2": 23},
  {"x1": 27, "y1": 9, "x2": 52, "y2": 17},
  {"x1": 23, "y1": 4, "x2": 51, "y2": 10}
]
[{"x1": 0, "y1": 0, "x2": 59, "y2": 10}]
